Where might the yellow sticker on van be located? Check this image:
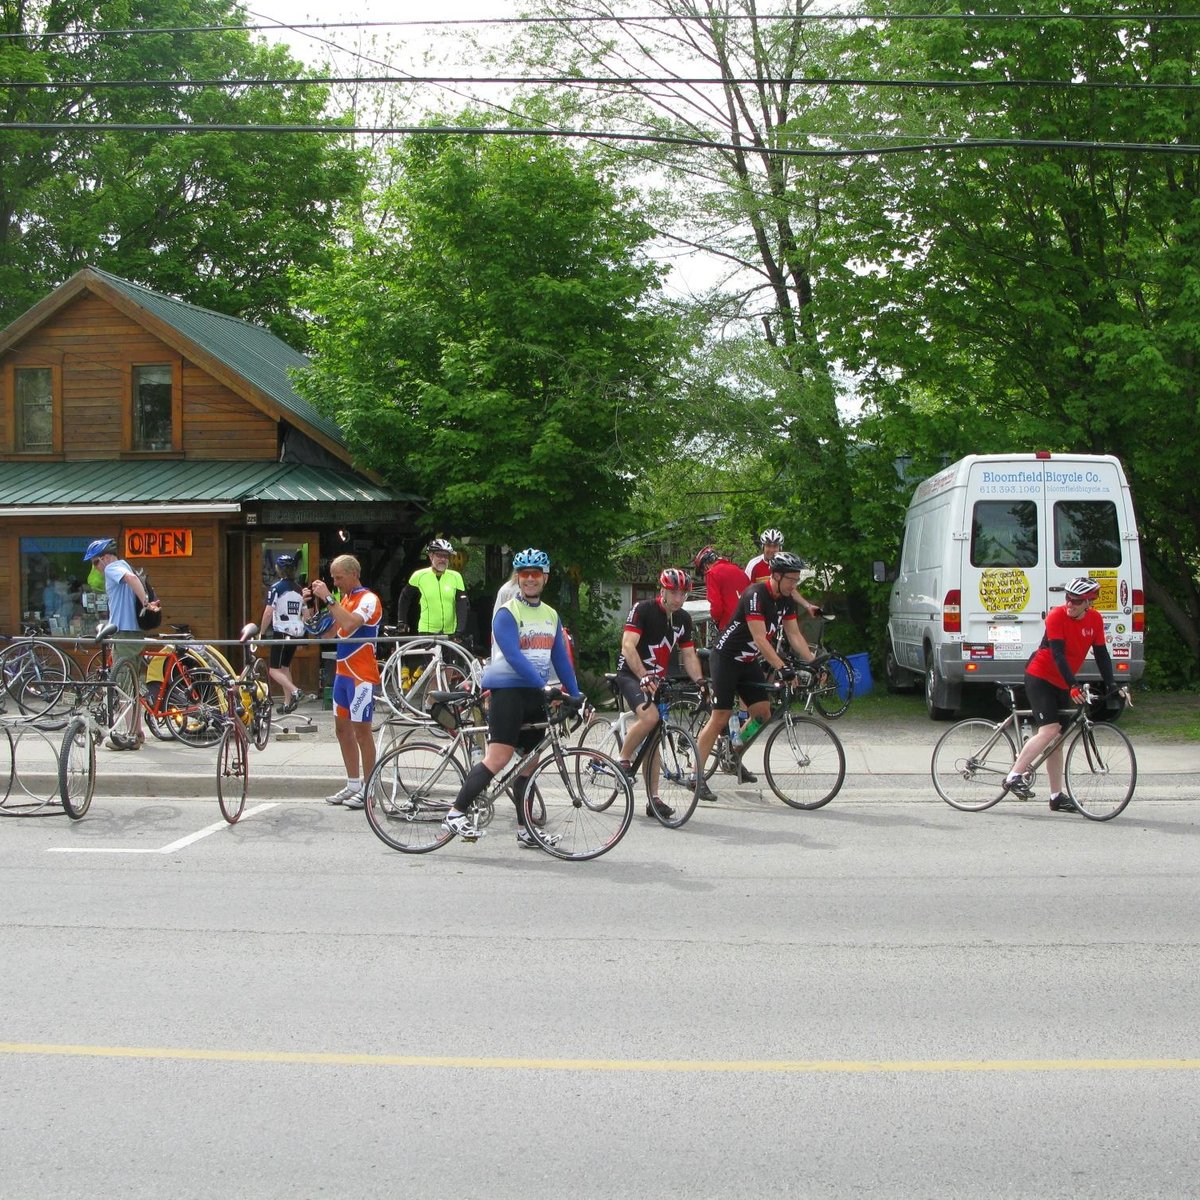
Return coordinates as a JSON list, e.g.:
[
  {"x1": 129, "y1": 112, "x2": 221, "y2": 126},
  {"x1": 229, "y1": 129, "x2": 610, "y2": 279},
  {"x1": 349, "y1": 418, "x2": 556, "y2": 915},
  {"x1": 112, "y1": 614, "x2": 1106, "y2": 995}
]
[{"x1": 978, "y1": 568, "x2": 1031, "y2": 613}]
